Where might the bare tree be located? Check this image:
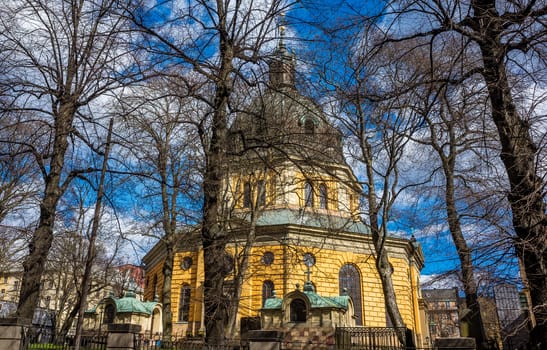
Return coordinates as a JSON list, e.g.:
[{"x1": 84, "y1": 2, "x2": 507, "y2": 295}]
[
  {"x1": 116, "y1": 77, "x2": 203, "y2": 336},
  {"x1": 127, "y1": 0, "x2": 293, "y2": 344},
  {"x1": 329, "y1": 46, "x2": 419, "y2": 343},
  {"x1": 0, "y1": 0, "x2": 141, "y2": 319},
  {"x1": 342, "y1": 0, "x2": 547, "y2": 341}
]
